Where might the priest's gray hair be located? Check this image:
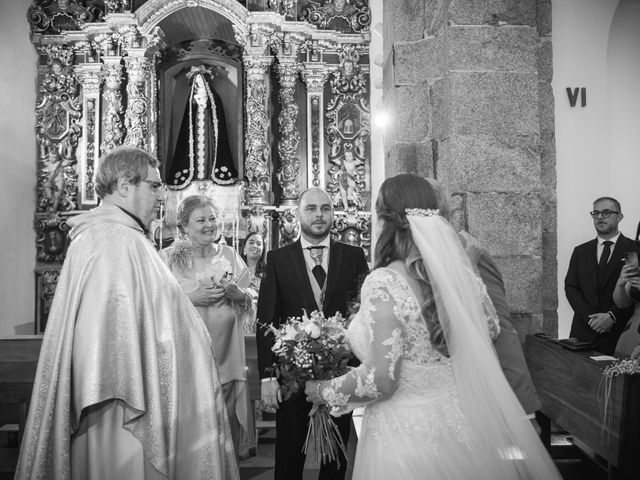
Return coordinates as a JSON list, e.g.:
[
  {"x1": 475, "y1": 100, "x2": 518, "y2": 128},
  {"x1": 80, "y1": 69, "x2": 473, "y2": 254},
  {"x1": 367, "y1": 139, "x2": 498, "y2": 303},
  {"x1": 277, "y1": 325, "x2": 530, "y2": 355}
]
[{"x1": 95, "y1": 146, "x2": 159, "y2": 199}]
